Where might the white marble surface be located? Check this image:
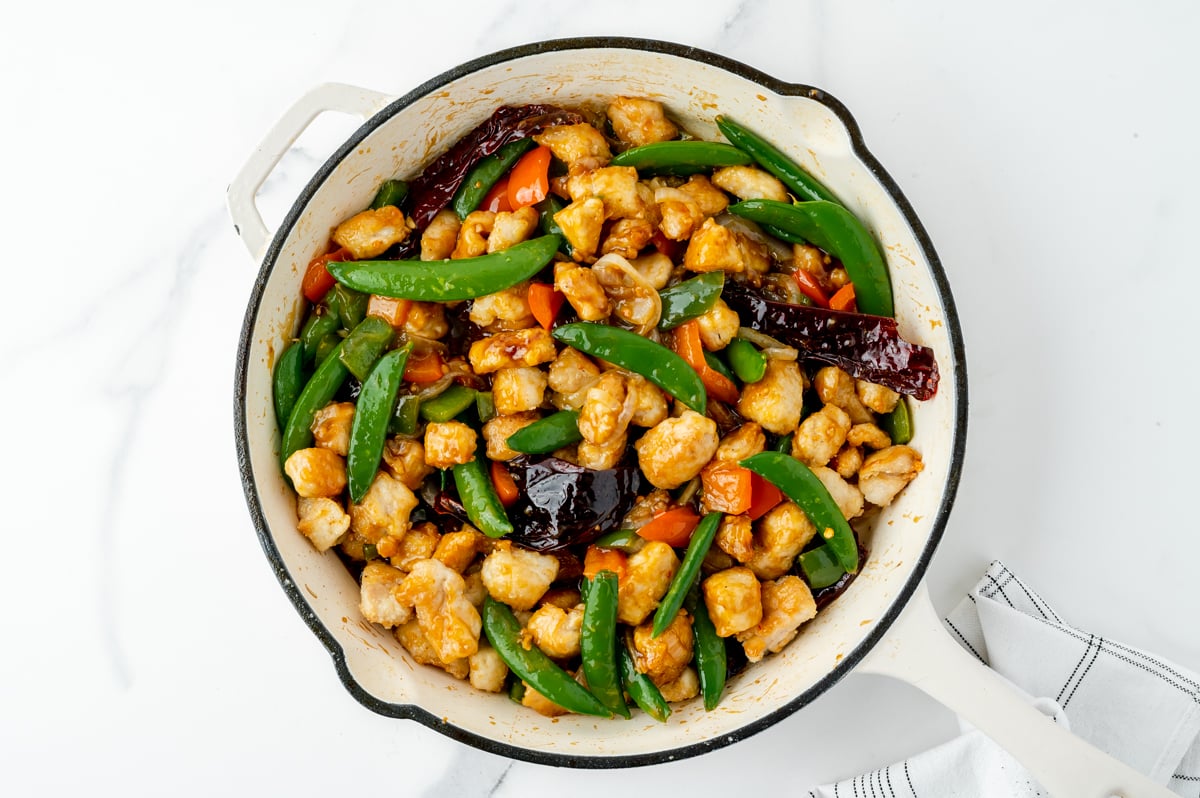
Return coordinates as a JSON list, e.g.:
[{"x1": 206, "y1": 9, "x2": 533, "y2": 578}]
[{"x1": 3, "y1": 1, "x2": 1199, "y2": 795}]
